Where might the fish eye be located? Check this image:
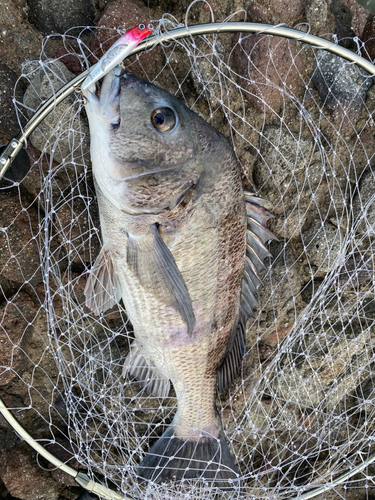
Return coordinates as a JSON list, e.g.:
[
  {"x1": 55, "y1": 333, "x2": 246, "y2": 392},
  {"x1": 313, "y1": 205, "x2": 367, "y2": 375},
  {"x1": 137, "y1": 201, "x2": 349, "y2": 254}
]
[
  {"x1": 139, "y1": 24, "x2": 145, "y2": 30},
  {"x1": 151, "y1": 107, "x2": 177, "y2": 133}
]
